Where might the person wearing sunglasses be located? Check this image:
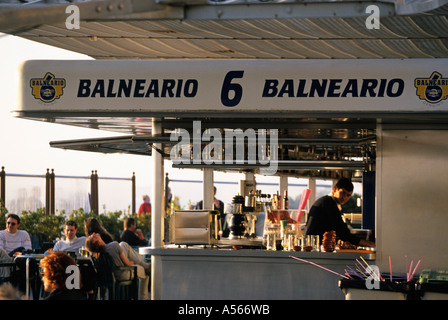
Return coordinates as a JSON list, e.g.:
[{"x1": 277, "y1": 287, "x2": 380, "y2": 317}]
[{"x1": 0, "y1": 213, "x2": 32, "y2": 256}]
